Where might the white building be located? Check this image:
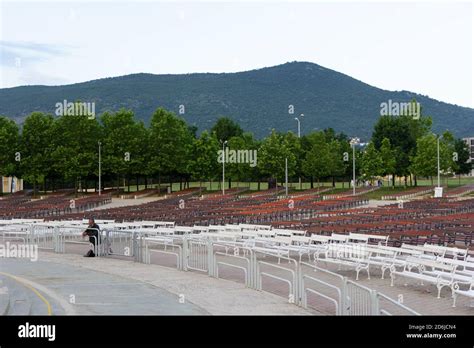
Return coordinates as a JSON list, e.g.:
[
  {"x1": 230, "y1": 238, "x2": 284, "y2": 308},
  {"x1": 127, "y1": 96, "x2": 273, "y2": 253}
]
[
  {"x1": 1, "y1": 176, "x2": 23, "y2": 193},
  {"x1": 463, "y1": 137, "x2": 474, "y2": 176}
]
